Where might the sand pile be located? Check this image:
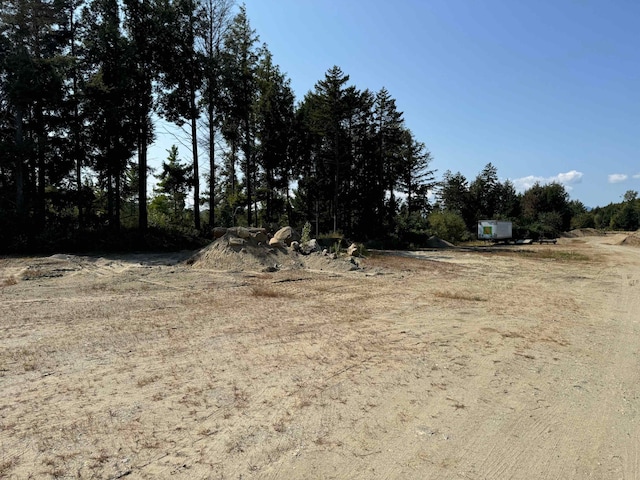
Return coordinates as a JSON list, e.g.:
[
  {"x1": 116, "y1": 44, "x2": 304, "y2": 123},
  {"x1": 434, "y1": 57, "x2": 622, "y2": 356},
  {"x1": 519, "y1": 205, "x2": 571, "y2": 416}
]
[
  {"x1": 188, "y1": 229, "x2": 360, "y2": 273},
  {"x1": 425, "y1": 236, "x2": 455, "y2": 248},
  {"x1": 564, "y1": 228, "x2": 606, "y2": 238},
  {"x1": 619, "y1": 231, "x2": 640, "y2": 247}
]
